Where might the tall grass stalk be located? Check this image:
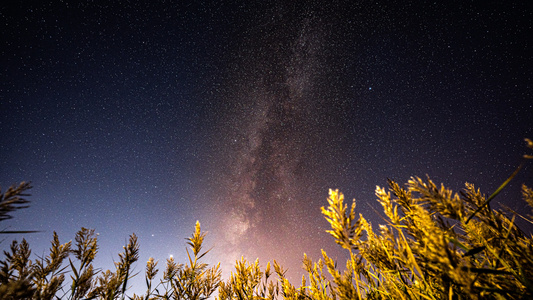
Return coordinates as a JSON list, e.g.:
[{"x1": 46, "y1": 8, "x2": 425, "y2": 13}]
[{"x1": 0, "y1": 138, "x2": 531, "y2": 299}]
